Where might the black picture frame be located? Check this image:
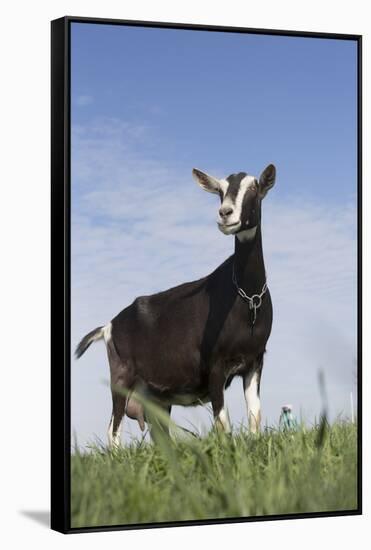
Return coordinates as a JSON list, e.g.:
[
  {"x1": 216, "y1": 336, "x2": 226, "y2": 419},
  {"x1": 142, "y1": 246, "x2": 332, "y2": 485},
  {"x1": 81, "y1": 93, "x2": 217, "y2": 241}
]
[{"x1": 51, "y1": 15, "x2": 362, "y2": 534}]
